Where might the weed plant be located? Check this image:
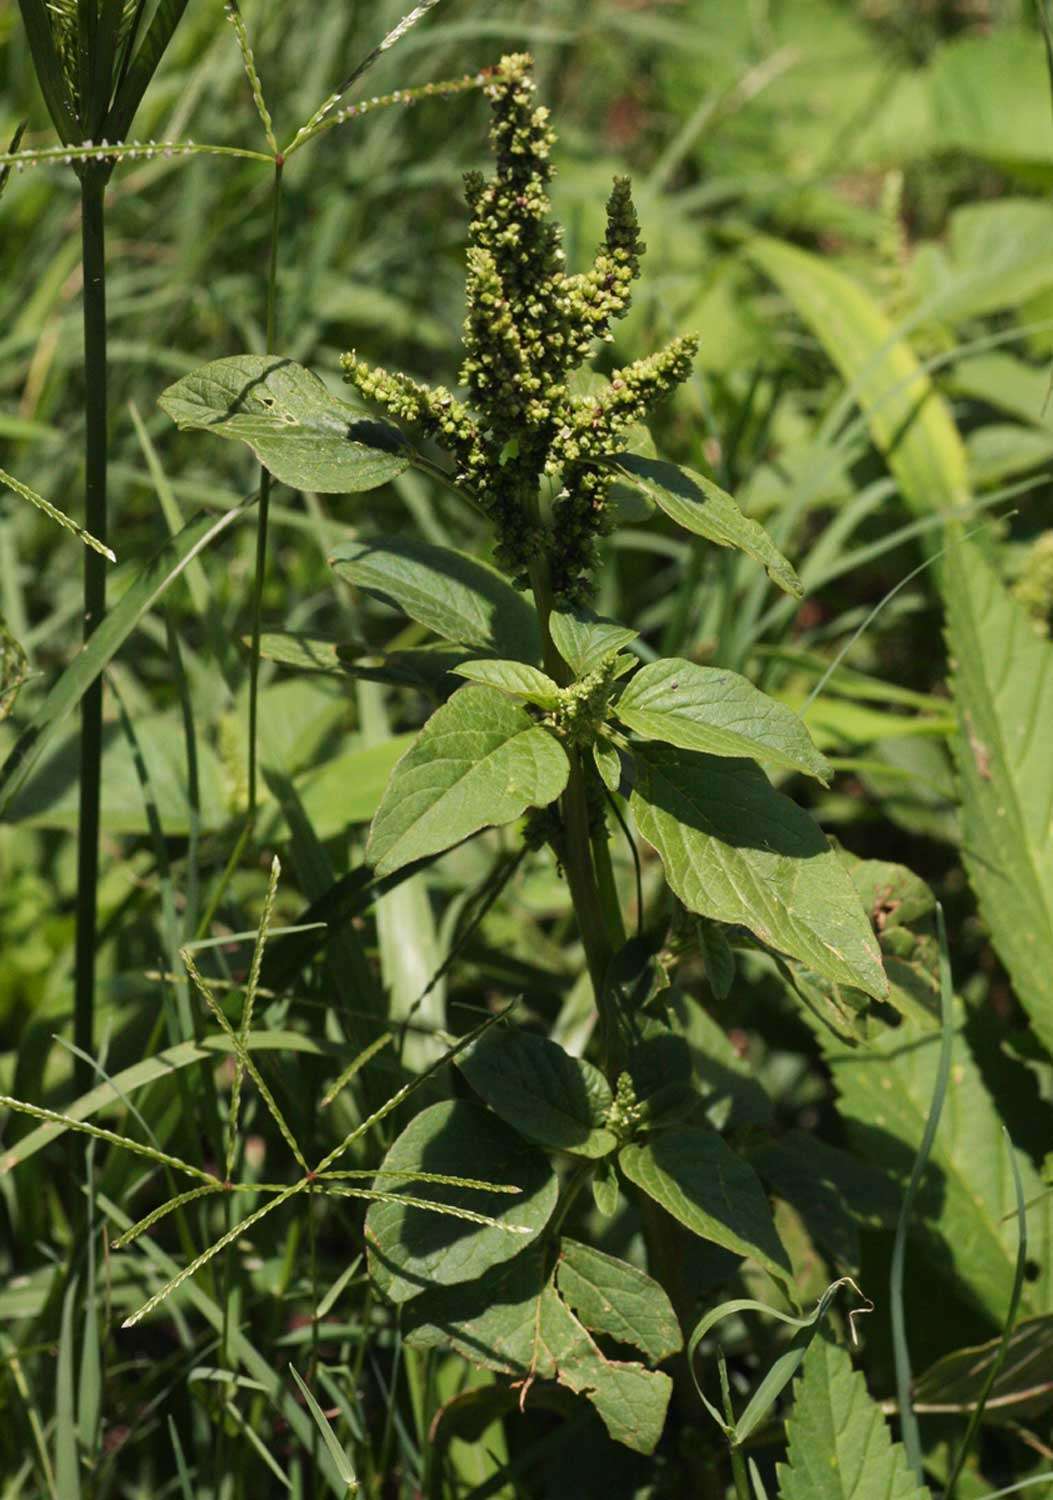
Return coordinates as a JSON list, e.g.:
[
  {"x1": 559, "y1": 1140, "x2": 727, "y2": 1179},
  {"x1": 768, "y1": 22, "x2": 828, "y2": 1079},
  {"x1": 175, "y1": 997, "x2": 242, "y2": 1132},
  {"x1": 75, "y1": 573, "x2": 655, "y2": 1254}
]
[{"x1": 1, "y1": 4, "x2": 1053, "y2": 1499}]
